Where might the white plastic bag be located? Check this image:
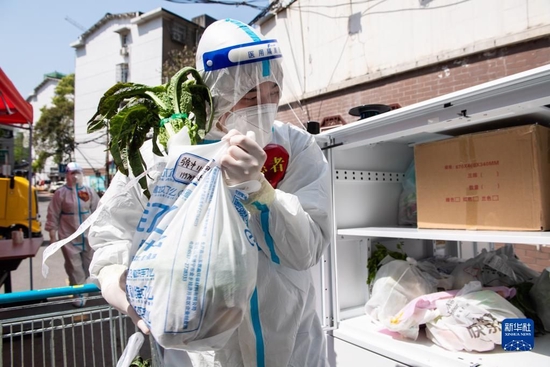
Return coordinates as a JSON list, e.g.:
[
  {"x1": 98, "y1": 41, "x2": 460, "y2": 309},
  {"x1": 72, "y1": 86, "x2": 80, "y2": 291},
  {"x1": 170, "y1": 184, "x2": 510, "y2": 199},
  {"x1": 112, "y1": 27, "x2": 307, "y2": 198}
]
[
  {"x1": 126, "y1": 129, "x2": 258, "y2": 351},
  {"x1": 426, "y1": 283, "x2": 525, "y2": 352},
  {"x1": 451, "y1": 245, "x2": 539, "y2": 288},
  {"x1": 416, "y1": 259, "x2": 454, "y2": 291},
  {"x1": 397, "y1": 160, "x2": 417, "y2": 226},
  {"x1": 116, "y1": 332, "x2": 145, "y2": 367},
  {"x1": 365, "y1": 257, "x2": 437, "y2": 326},
  {"x1": 385, "y1": 281, "x2": 517, "y2": 340}
]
